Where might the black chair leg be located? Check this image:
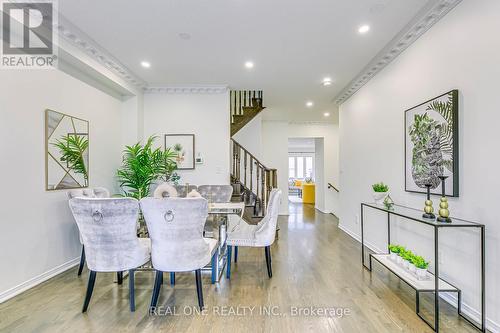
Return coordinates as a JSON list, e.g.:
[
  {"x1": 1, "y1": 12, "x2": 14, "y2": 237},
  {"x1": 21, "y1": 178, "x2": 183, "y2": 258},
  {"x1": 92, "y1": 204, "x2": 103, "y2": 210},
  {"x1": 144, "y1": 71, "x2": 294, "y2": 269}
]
[
  {"x1": 117, "y1": 271, "x2": 123, "y2": 285},
  {"x1": 265, "y1": 246, "x2": 272, "y2": 278},
  {"x1": 129, "y1": 269, "x2": 135, "y2": 312},
  {"x1": 82, "y1": 271, "x2": 96, "y2": 312},
  {"x1": 195, "y1": 269, "x2": 204, "y2": 310},
  {"x1": 77, "y1": 246, "x2": 85, "y2": 276},
  {"x1": 234, "y1": 246, "x2": 238, "y2": 263},
  {"x1": 150, "y1": 270, "x2": 163, "y2": 310}
]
